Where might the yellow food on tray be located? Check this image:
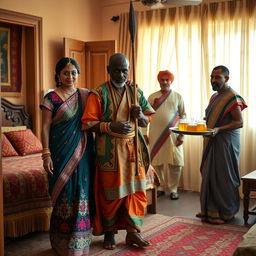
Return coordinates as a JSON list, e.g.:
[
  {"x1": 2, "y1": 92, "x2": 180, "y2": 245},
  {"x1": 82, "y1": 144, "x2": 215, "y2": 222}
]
[
  {"x1": 178, "y1": 119, "x2": 207, "y2": 132},
  {"x1": 178, "y1": 122, "x2": 188, "y2": 131}
]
